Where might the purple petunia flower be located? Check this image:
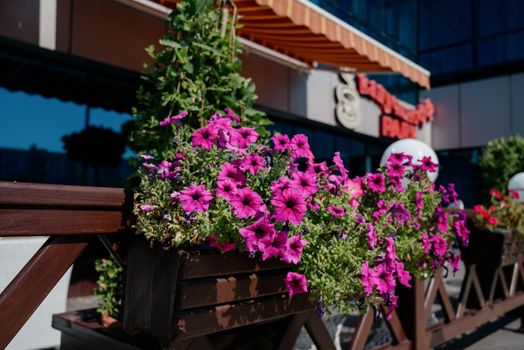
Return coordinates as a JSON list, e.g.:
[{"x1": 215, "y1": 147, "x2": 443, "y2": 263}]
[
  {"x1": 419, "y1": 156, "x2": 438, "y2": 172},
  {"x1": 179, "y1": 185, "x2": 213, "y2": 213},
  {"x1": 159, "y1": 110, "x2": 188, "y2": 126},
  {"x1": 271, "y1": 189, "x2": 307, "y2": 225},
  {"x1": 230, "y1": 187, "x2": 263, "y2": 219},
  {"x1": 216, "y1": 179, "x2": 238, "y2": 201},
  {"x1": 431, "y1": 234, "x2": 448, "y2": 257},
  {"x1": 290, "y1": 134, "x2": 313, "y2": 159},
  {"x1": 284, "y1": 272, "x2": 308, "y2": 297},
  {"x1": 230, "y1": 127, "x2": 259, "y2": 149},
  {"x1": 366, "y1": 223, "x2": 377, "y2": 249},
  {"x1": 241, "y1": 153, "x2": 266, "y2": 175},
  {"x1": 327, "y1": 205, "x2": 346, "y2": 218},
  {"x1": 270, "y1": 176, "x2": 292, "y2": 195},
  {"x1": 366, "y1": 173, "x2": 386, "y2": 193},
  {"x1": 290, "y1": 171, "x2": 318, "y2": 197},
  {"x1": 239, "y1": 216, "x2": 276, "y2": 253},
  {"x1": 454, "y1": 218, "x2": 469, "y2": 246},
  {"x1": 421, "y1": 232, "x2": 431, "y2": 254},
  {"x1": 192, "y1": 126, "x2": 218, "y2": 150},
  {"x1": 390, "y1": 202, "x2": 411, "y2": 224},
  {"x1": 272, "y1": 133, "x2": 290, "y2": 152},
  {"x1": 140, "y1": 204, "x2": 154, "y2": 212},
  {"x1": 281, "y1": 234, "x2": 308, "y2": 264},
  {"x1": 217, "y1": 162, "x2": 246, "y2": 186}
]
